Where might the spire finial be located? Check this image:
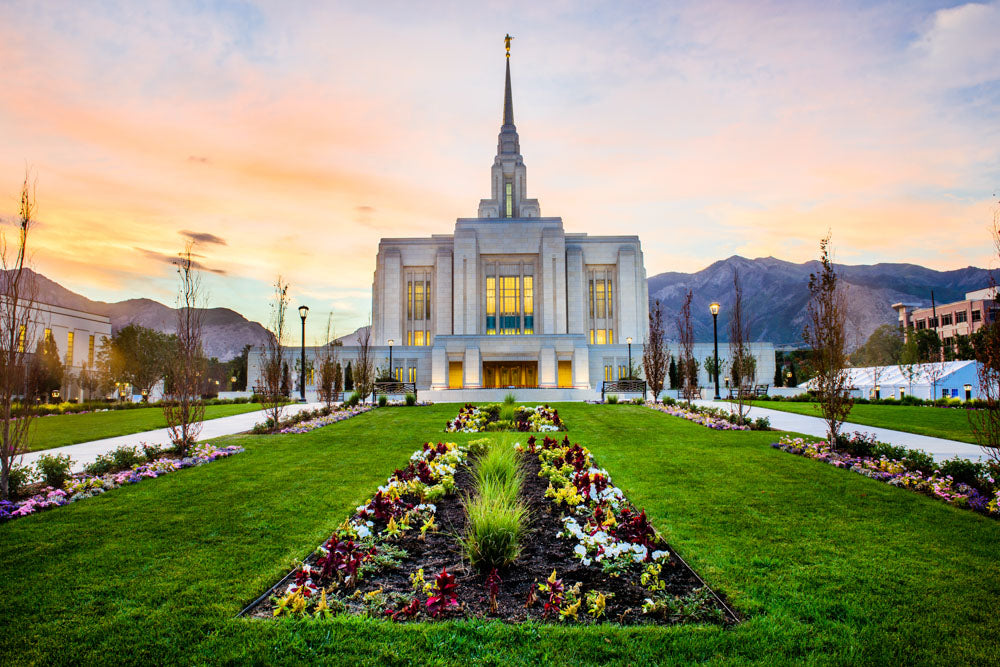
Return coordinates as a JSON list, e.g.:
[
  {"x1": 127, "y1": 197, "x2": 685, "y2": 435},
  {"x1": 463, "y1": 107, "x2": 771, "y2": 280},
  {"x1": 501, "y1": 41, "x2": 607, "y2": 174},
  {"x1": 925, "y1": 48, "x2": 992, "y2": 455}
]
[{"x1": 504, "y1": 33, "x2": 513, "y2": 58}]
